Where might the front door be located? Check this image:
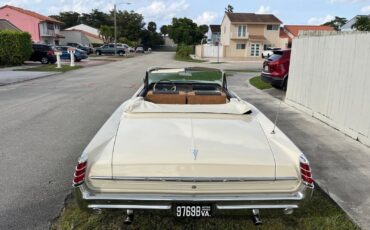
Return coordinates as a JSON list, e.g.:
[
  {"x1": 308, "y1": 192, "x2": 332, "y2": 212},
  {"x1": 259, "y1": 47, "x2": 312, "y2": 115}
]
[{"x1": 250, "y1": 43, "x2": 261, "y2": 57}]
